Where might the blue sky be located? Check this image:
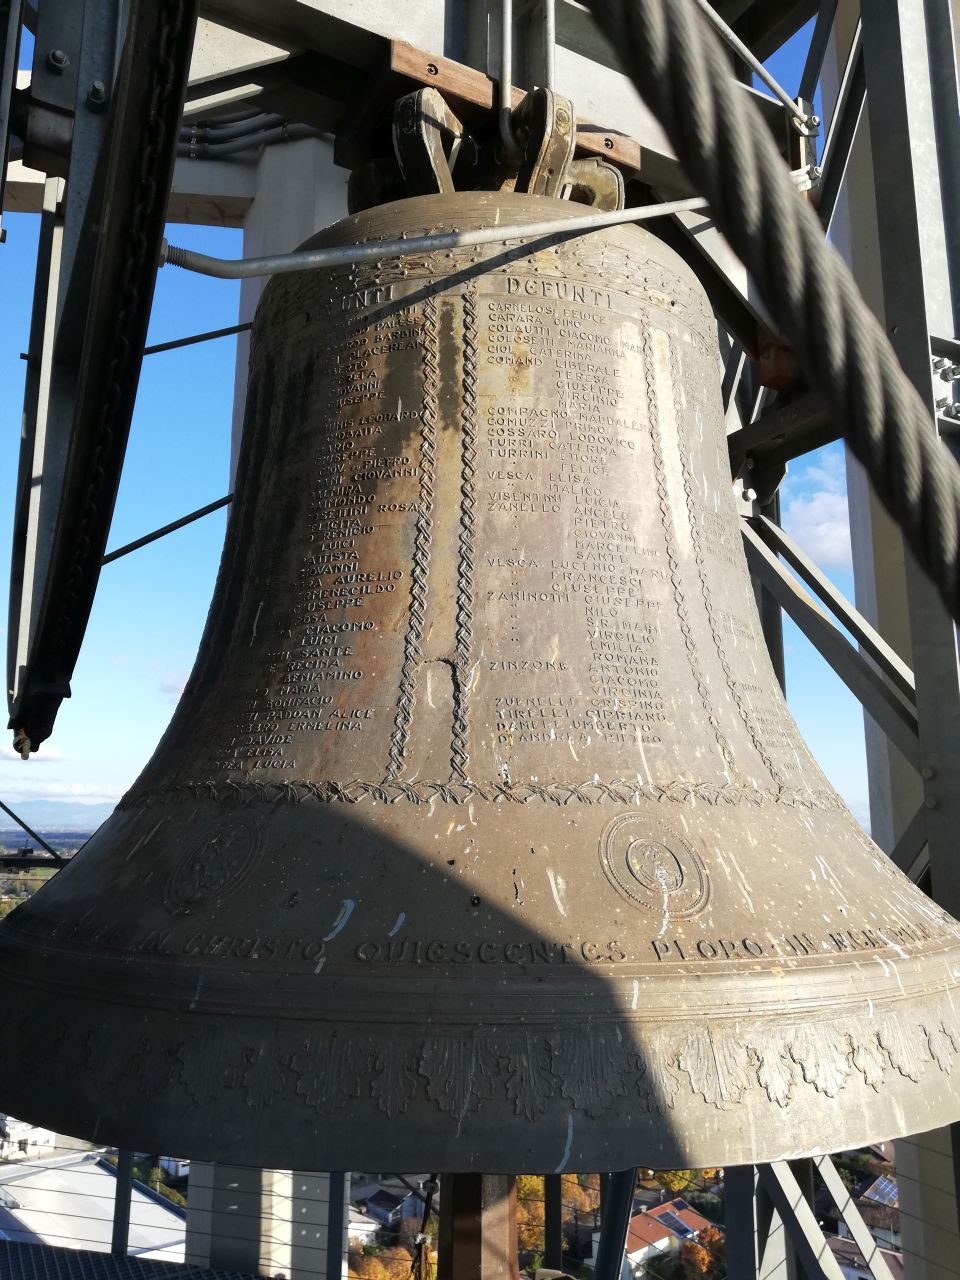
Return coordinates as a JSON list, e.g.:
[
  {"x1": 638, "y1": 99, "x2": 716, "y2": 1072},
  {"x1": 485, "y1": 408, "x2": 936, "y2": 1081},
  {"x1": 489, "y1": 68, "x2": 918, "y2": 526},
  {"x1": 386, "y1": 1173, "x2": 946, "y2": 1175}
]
[{"x1": 0, "y1": 18, "x2": 870, "y2": 829}]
